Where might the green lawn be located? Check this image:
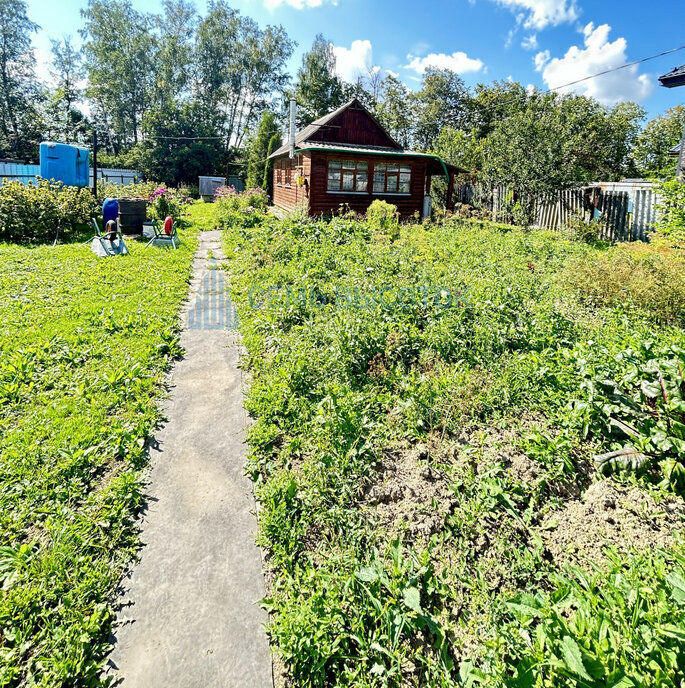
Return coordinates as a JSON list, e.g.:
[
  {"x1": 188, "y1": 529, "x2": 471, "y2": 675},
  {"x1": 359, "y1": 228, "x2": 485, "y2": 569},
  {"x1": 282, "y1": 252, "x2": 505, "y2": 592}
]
[
  {"x1": 0, "y1": 216, "x2": 199, "y2": 685},
  {"x1": 222, "y1": 211, "x2": 685, "y2": 688}
]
